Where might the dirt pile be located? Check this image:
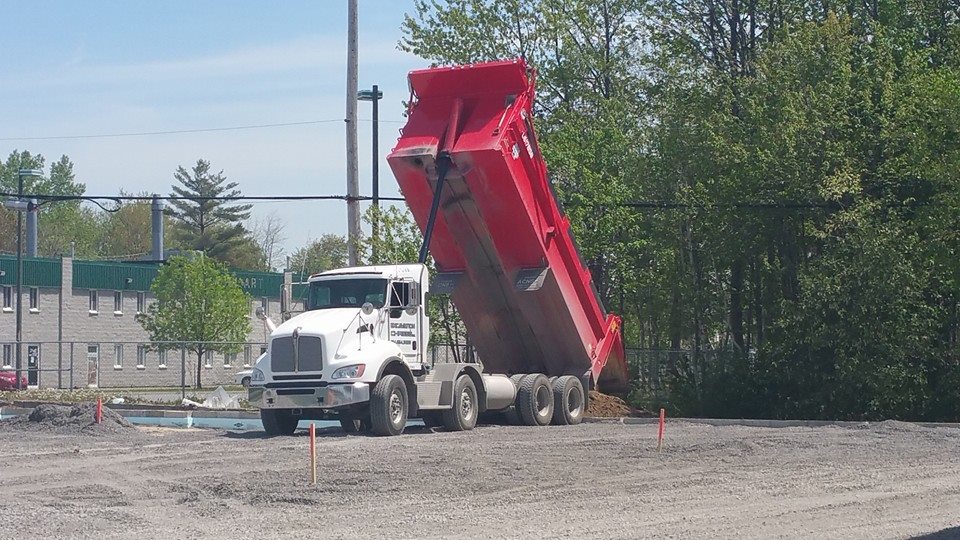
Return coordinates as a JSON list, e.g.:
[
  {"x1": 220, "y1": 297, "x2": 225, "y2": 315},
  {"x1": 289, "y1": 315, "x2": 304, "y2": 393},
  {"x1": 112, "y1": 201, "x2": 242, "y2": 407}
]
[
  {"x1": 0, "y1": 402, "x2": 137, "y2": 436},
  {"x1": 585, "y1": 391, "x2": 650, "y2": 417}
]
